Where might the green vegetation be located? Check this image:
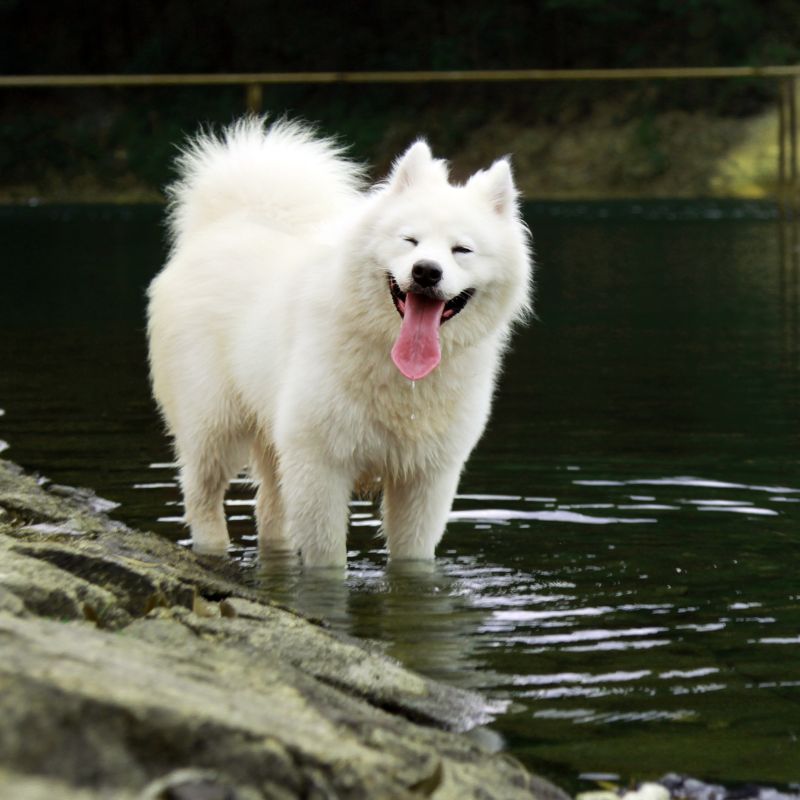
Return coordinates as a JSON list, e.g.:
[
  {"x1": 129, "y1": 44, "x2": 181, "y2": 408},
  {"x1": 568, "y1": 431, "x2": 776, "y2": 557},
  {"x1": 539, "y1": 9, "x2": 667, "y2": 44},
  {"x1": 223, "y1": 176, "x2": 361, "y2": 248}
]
[{"x1": 1, "y1": 1, "x2": 799, "y2": 199}]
